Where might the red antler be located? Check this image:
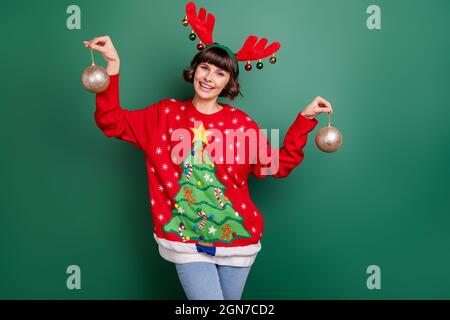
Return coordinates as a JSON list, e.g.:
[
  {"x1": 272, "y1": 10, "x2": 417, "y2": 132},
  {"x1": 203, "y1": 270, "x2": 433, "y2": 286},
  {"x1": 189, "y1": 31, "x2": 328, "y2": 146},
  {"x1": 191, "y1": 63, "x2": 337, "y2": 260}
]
[
  {"x1": 235, "y1": 35, "x2": 281, "y2": 61},
  {"x1": 186, "y1": 2, "x2": 215, "y2": 45}
]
